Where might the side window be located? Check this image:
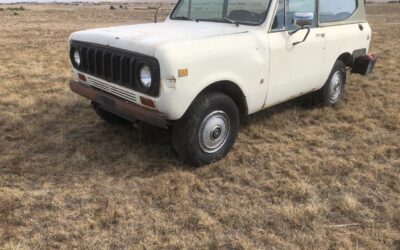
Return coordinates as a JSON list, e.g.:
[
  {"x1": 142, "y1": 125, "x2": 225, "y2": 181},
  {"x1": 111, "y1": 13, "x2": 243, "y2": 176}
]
[
  {"x1": 319, "y1": 0, "x2": 357, "y2": 23},
  {"x1": 271, "y1": 0, "x2": 285, "y2": 30},
  {"x1": 286, "y1": 0, "x2": 316, "y2": 30}
]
